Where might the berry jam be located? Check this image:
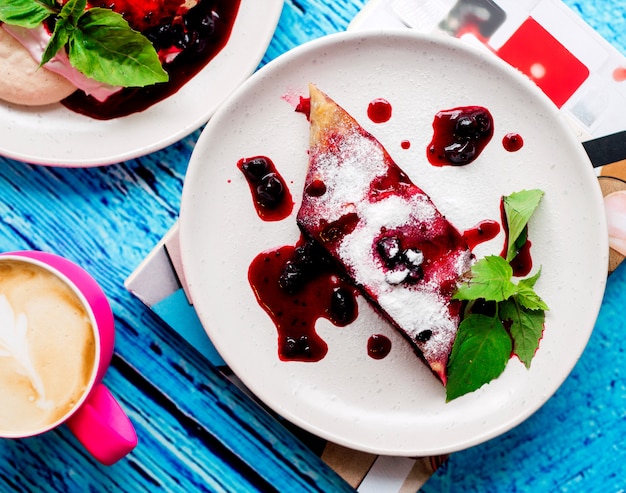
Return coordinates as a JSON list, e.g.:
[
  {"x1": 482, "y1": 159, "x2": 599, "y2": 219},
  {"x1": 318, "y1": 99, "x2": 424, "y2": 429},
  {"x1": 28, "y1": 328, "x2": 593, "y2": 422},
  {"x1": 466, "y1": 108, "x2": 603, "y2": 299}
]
[
  {"x1": 295, "y1": 96, "x2": 311, "y2": 119},
  {"x1": 248, "y1": 240, "x2": 359, "y2": 362},
  {"x1": 367, "y1": 334, "x2": 392, "y2": 360},
  {"x1": 502, "y1": 133, "x2": 524, "y2": 152},
  {"x1": 367, "y1": 98, "x2": 392, "y2": 123},
  {"x1": 237, "y1": 156, "x2": 293, "y2": 221},
  {"x1": 62, "y1": 0, "x2": 241, "y2": 119},
  {"x1": 427, "y1": 106, "x2": 494, "y2": 166},
  {"x1": 462, "y1": 219, "x2": 501, "y2": 251}
]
